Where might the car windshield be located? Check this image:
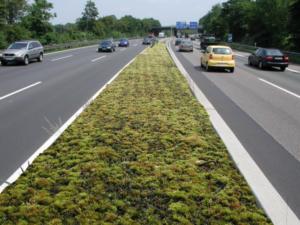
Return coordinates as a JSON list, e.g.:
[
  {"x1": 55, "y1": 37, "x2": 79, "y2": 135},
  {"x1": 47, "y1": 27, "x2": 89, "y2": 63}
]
[
  {"x1": 213, "y1": 48, "x2": 232, "y2": 55},
  {"x1": 204, "y1": 37, "x2": 216, "y2": 42},
  {"x1": 266, "y1": 49, "x2": 283, "y2": 56},
  {"x1": 120, "y1": 39, "x2": 127, "y2": 42},
  {"x1": 182, "y1": 41, "x2": 192, "y2": 45},
  {"x1": 101, "y1": 41, "x2": 111, "y2": 45},
  {"x1": 8, "y1": 43, "x2": 28, "y2": 50}
]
